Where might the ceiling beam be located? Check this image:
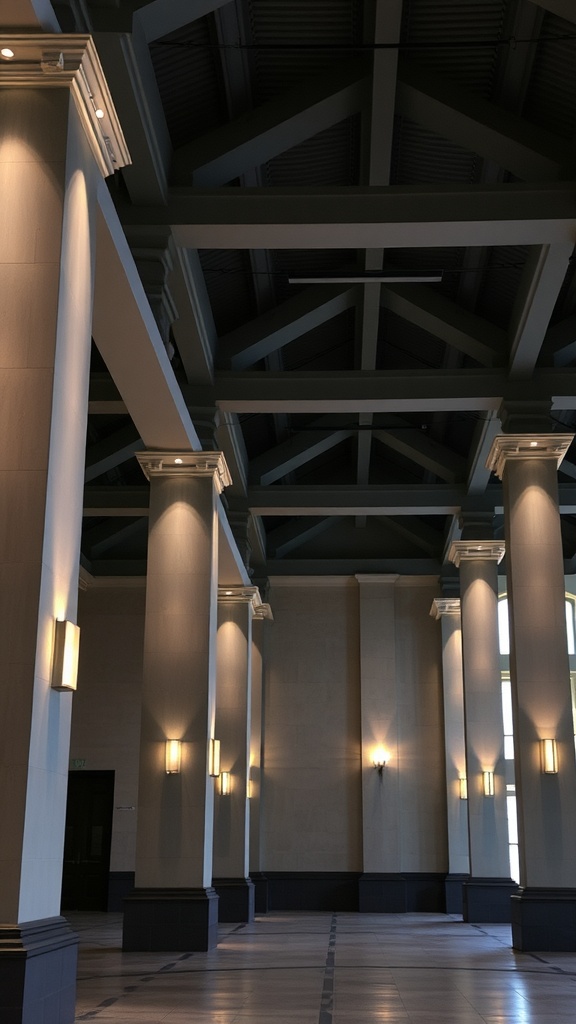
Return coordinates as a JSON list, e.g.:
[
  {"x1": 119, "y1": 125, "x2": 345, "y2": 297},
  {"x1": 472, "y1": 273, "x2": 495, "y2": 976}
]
[
  {"x1": 85, "y1": 424, "x2": 142, "y2": 483},
  {"x1": 380, "y1": 284, "x2": 506, "y2": 367},
  {"x1": 83, "y1": 487, "x2": 150, "y2": 517},
  {"x1": 118, "y1": 183, "x2": 576, "y2": 249},
  {"x1": 373, "y1": 428, "x2": 467, "y2": 483},
  {"x1": 383, "y1": 515, "x2": 444, "y2": 556},
  {"x1": 396, "y1": 57, "x2": 569, "y2": 181},
  {"x1": 508, "y1": 242, "x2": 576, "y2": 377},
  {"x1": 172, "y1": 61, "x2": 368, "y2": 186},
  {"x1": 183, "y1": 368, "x2": 576, "y2": 414},
  {"x1": 527, "y1": 0, "x2": 576, "y2": 23},
  {"x1": 266, "y1": 517, "x2": 336, "y2": 558},
  {"x1": 219, "y1": 285, "x2": 357, "y2": 370},
  {"x1": 248, "y1": 484, "x2": 467, "y2": 516},
  {"x1": 546, "y1": 314, "x2": 576, "y2": 366},
  {"x1": 249, "y1": 425, "x2": 355, "y2": 485}
]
